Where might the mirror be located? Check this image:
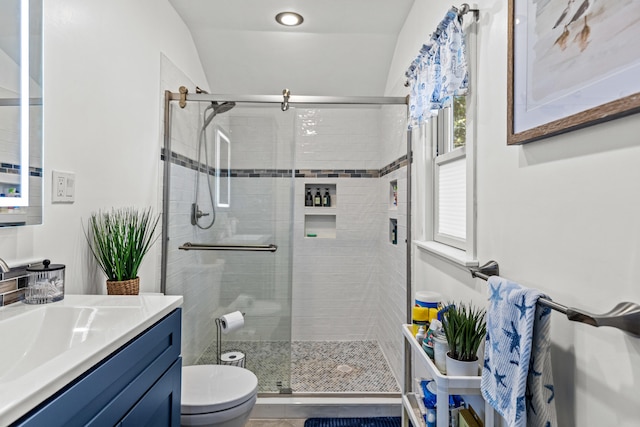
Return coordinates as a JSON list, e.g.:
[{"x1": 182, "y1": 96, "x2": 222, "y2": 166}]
[
  {"x1": 215, "y1": 127, "x2": 230, "y2": 208},
  {"x1": 0, "y1": 0, "x2": 43, "y2": 226}
]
